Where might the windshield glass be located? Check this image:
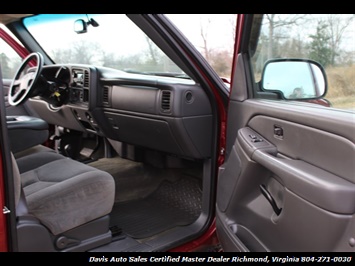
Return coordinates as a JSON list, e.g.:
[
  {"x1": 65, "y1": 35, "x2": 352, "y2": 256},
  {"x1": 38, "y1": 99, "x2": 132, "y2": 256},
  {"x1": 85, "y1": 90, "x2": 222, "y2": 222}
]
[{"x1": 23, "y1": 14, "x2": 187, "y2": 77}]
